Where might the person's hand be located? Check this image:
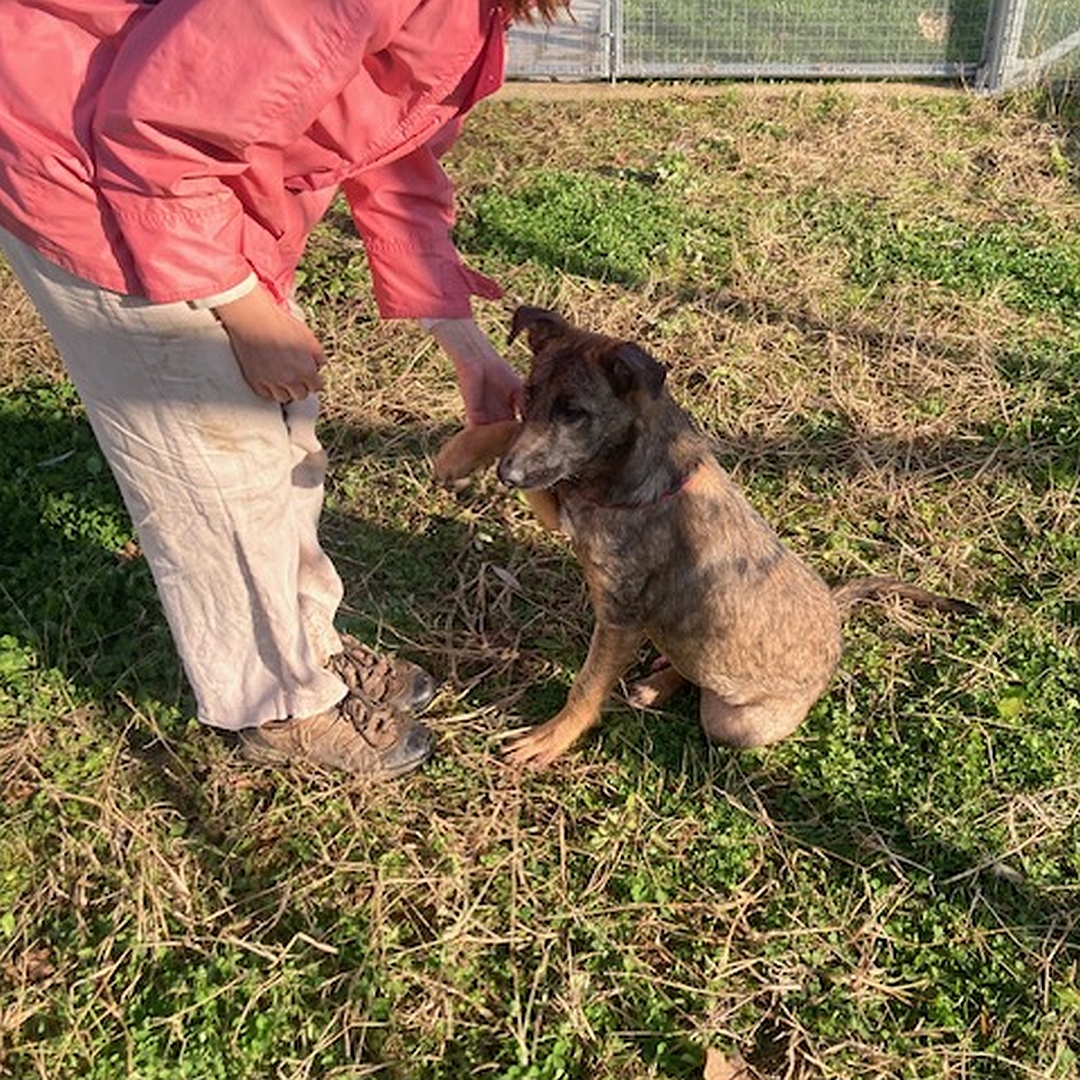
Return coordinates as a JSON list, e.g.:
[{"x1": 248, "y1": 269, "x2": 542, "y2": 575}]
[
  {"x1": 213, "y1": 286, "x2": 325, "y2": 403},
  {"x1": 426, "y1": 318, "x2": 524, "y2": 425}
]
